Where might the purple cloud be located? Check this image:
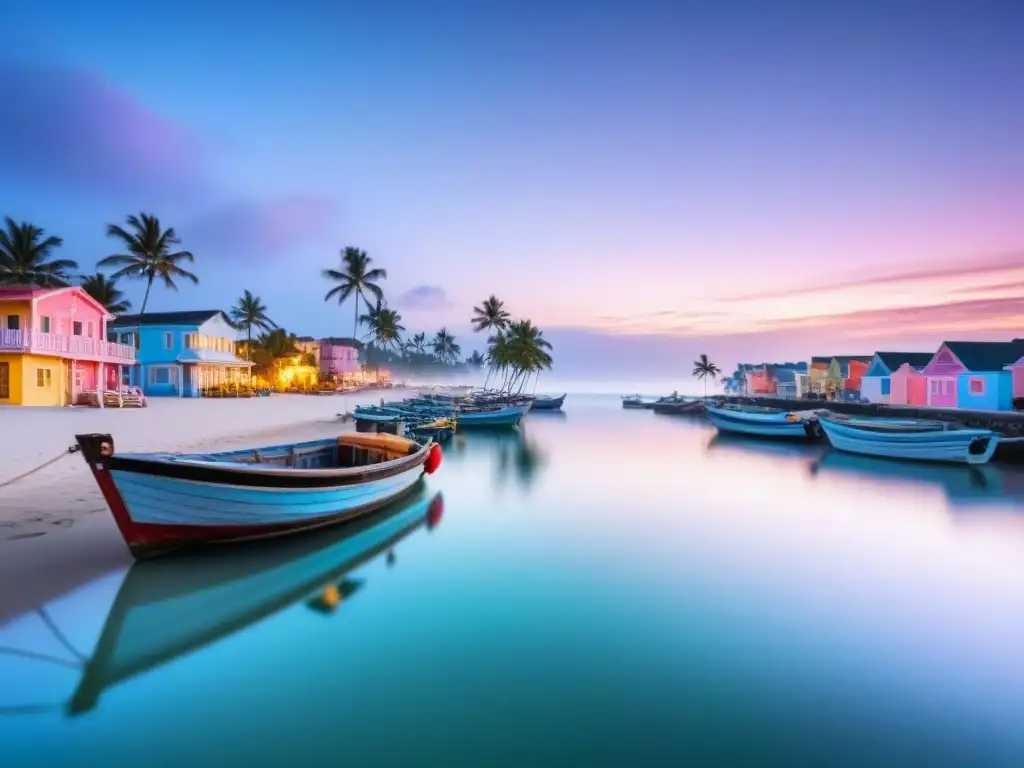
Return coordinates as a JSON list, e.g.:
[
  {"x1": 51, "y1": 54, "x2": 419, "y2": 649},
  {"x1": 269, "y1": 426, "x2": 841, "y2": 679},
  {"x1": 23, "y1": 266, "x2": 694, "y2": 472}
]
[
  {"x1": 0, "y1": 59, "x2": 202, "y2": 197},
  {"x1": 396, "y1": 285, "x2": 453, "y2": 311},
  {"x1": 182, "y1": 197, "x2": 339, "y2": 259}
]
